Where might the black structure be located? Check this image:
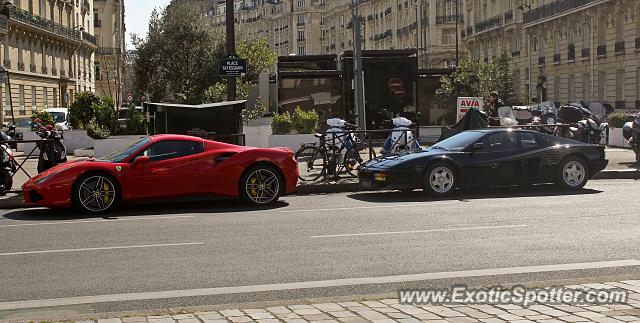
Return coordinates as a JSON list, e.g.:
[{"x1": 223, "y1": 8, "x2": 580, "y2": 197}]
[{"x1": 143, "y1": 101, "x2": 245, "y2": 137}]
